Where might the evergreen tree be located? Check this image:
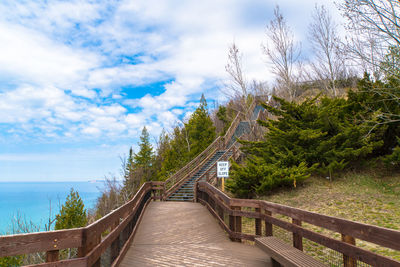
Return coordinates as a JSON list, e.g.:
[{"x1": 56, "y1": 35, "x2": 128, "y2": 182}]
[
  {"x1": 227, "y1": 94, "x2": 382, "y2": 198},
  {"x1": 384, "y1": 138, "x2": 400, "y2": 168},
  {"x1": 121, "y1": 147, "x2": 139, "y2": 200},
  {"x1": 347, "y1": 74, "x2": 400, "y2": 155},
  {"x1": 381, "y1": 46, "x2": 400, "y2": 78},
  {"x1": 153, "y1": 130, "x2": 170, "y2": 180},
  {"x1": 156, "y1": 95, "x2": 216, "y2": 180},
  {"x1": 216, "y1": 105, "x2": 231, "y2": 135},
  {"x1": 185, "y1": 94, "x2": 216, "y2": 158},
  {"x1": 159, "y1": 126, "x2": 190, "y2": 179},
  {"x1": 133, "y1": 126, "x2": 154, "y2": 182},
  {"x1": 55, "y1": 188, "x2": 87, "y2": 230}
]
